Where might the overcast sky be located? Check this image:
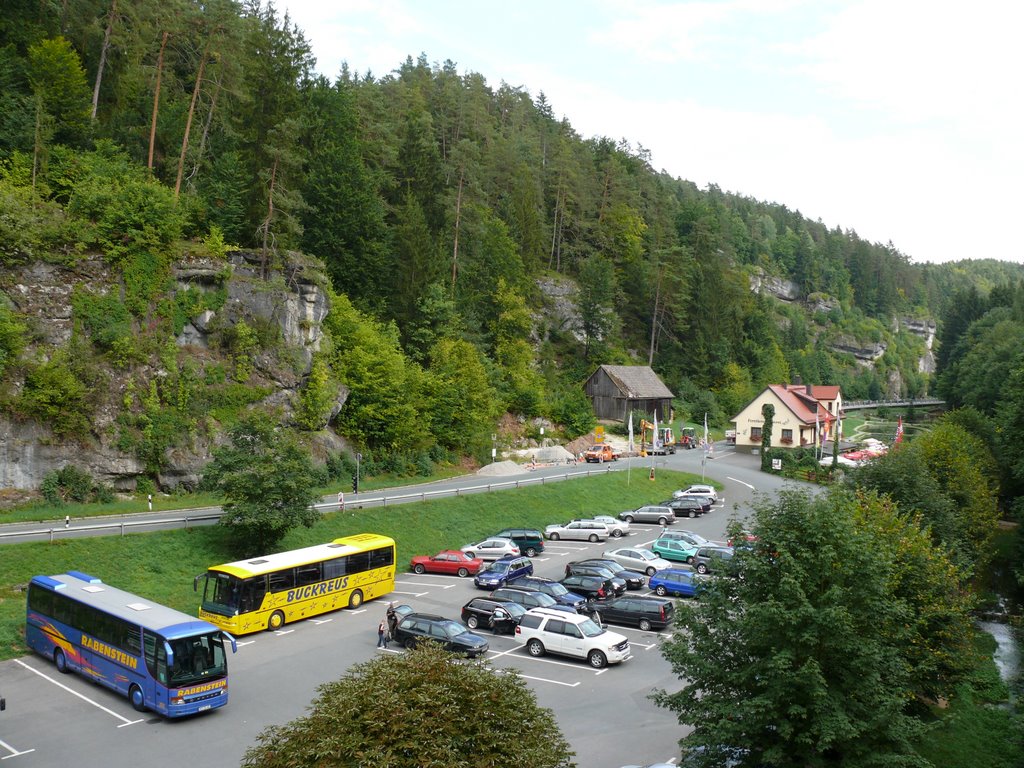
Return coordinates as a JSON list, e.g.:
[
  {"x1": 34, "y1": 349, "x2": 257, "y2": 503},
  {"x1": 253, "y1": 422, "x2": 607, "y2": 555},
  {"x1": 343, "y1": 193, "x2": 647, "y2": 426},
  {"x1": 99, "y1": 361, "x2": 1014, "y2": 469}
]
[{"x1": 276, "y1": 0, "x2": 1023, "y2": 265}]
